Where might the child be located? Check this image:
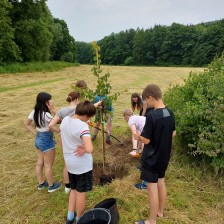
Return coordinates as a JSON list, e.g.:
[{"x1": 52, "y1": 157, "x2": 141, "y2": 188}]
[
  {"x1": 131, "y1": 93, "x2": 147, "y2": 116},
  {"x1": 24, "y1": 92, "x2": 61, "y2": 192},
  {"x1": 49, "y1": 91, "x2": 80, "y2": 194},
  {"x1": 73, "y1": 80, "x2": 88, "y2": 100},
  {"x1": 134, "y1": 84, "x2": 176, "y2": 224},
  {"x1": 49, "y1": 92, "x2": 102, "y2": 194},
  {"x1": 60, "y1": 100, "x2": 96, "y2": 224},
  {"x1": 123, "y1": 108, "x2": 145, "y2": 157},
  {"x1": 123, "y1": 108, "x2": 147, "y2": 190},
  {"x1": 92, "y1": 95, "x2": 113, "y2": 144}
]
